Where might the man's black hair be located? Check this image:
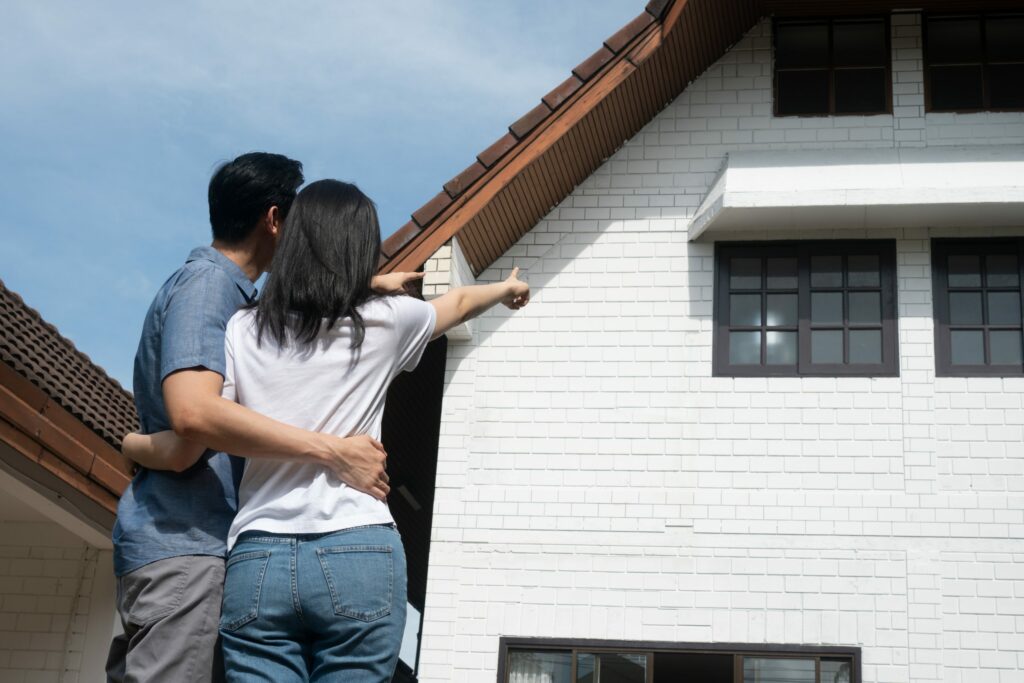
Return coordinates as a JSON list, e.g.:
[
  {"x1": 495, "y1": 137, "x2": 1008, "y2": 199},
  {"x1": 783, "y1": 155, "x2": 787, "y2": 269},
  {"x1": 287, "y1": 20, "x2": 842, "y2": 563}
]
[{"x1": 208, "y1": 152, "x2": 304, "y2": 244}]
